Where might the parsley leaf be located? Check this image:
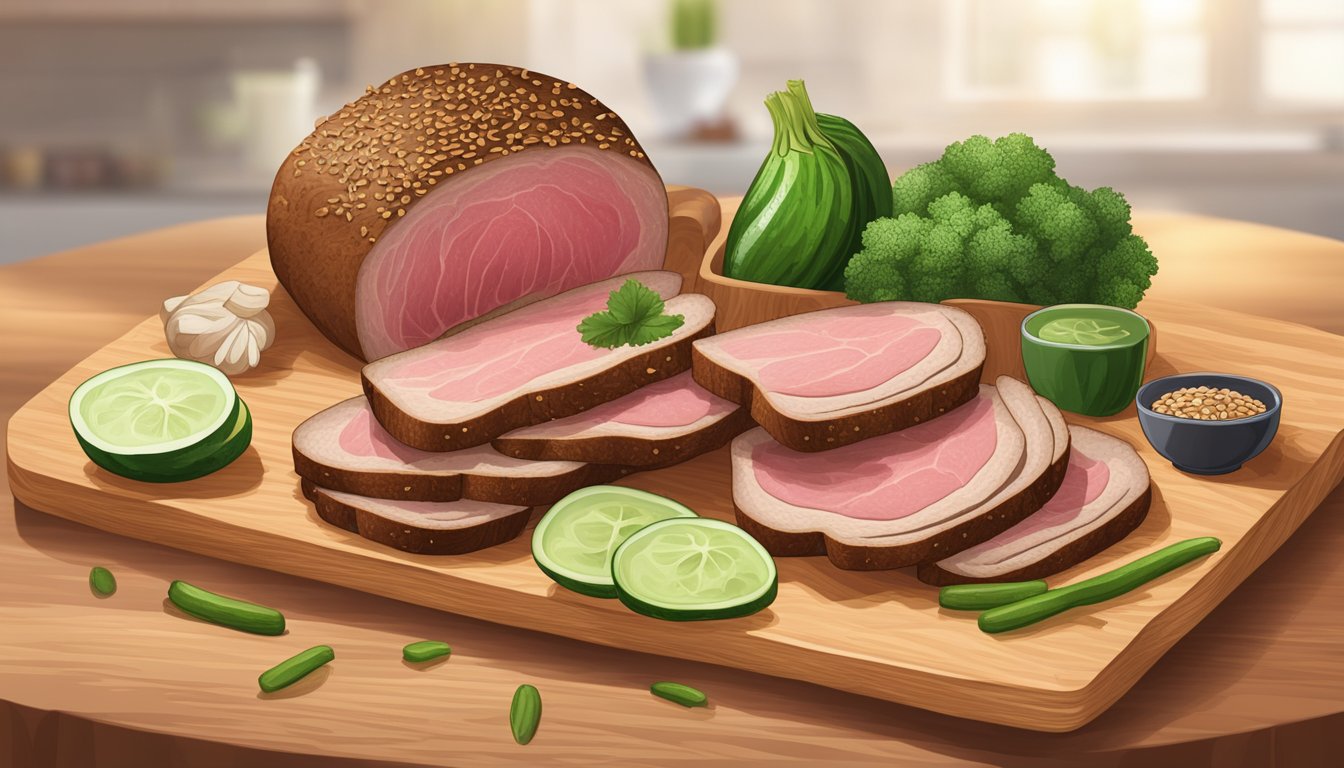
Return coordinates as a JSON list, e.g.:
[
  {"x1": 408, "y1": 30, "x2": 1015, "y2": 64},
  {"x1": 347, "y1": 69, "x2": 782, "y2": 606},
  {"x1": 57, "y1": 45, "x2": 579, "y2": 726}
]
[{"x1": 577, "y1": 279, "x2": 685, "y2": 349}]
